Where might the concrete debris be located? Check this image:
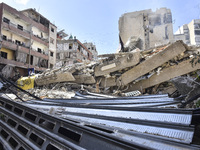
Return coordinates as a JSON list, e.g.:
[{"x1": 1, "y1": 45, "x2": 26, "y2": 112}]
[
  {"x1": 6, "y1": 40, "x2": 199, "y2": 107},
  {"x1": 0, "y1": 93, "x2": 17, "y2": 100},
  {"x1": 123, "y1": 36, "x2": 142, "y2": 52},
  {"x1": 19, "y1": 88, "x2": 76, "y2": 100},
  {"x1": 0, "y1": 65, "x2": 20, "y2": 81},
  {"x1": 172, "y1": 76, "x2": 200, "y2": 108},
  {"x1": 95, "y1": 48, "x2": 141, "y2": 76}
]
